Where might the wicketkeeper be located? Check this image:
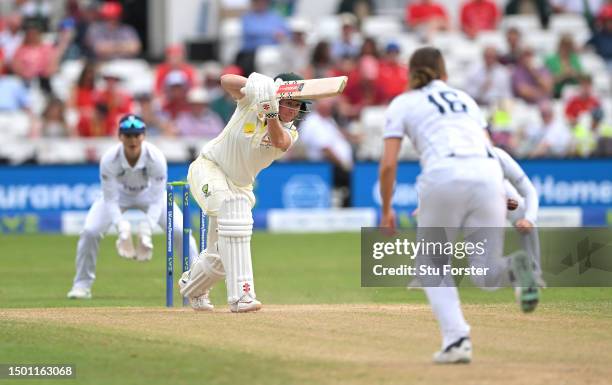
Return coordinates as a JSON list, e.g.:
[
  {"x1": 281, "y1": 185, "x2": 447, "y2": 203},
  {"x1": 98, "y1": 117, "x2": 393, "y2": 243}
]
[
  {"x1": 67, "y1": 114, "x2": 199, "y2": 299},
  {"x1": 179, "y1": 72, "x2": 307, "y2": 312}
]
